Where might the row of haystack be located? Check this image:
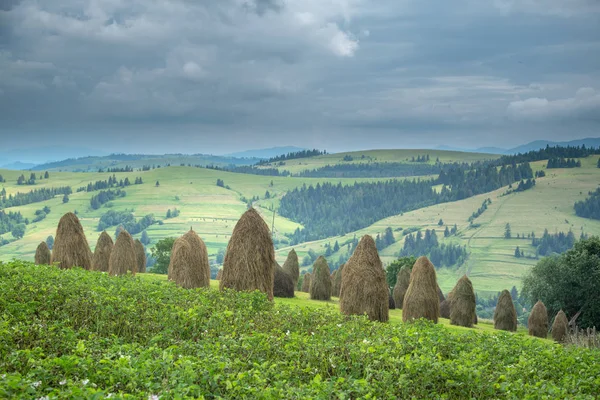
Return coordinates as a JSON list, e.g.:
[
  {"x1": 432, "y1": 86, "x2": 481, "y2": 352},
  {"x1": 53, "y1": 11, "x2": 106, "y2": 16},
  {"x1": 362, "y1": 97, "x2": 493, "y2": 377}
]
[{"x1": 35, "y1": 212, "x2": 146, "y2": 276}]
